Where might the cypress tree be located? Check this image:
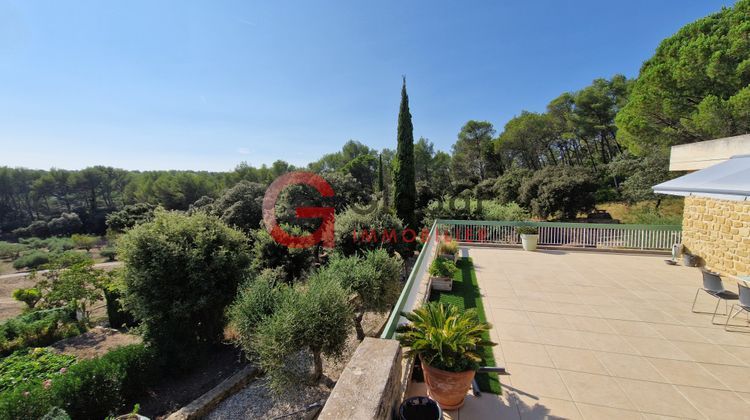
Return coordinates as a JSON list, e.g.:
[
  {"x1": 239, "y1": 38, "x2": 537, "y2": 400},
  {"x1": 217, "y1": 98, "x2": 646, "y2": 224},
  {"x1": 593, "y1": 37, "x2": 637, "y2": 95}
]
[
  {"x1": 378, "y1": 154, "x2": 384, "y2": 192},
  {"x1": 394, "y1": 77, "x2": 417, "y2": 229}
]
